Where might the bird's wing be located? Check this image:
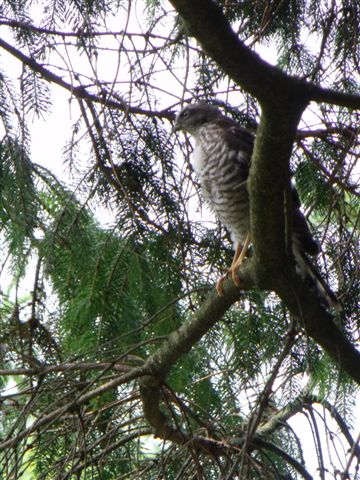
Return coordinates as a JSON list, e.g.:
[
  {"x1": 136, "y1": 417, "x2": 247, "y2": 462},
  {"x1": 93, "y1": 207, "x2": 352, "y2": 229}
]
[
  {"x1": 291, "y1": 186, "x2": 320, "y2": 256},
  {"x1": 217, "y1": 118, "x2": 255, "y2": 160},
  {"x1": 212, "y1": 112, "x2": 339, "y2": 309},
  {"x1": 217, "y1": 116, "x2": 319, "y2": 256}
]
